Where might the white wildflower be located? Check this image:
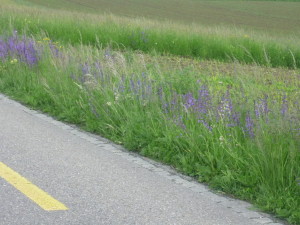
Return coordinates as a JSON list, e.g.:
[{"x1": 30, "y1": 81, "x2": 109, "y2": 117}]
[
  {"x1": 219, "y1": 136, "x2": 225, "y2": 143},
  {"x1": 114, "y1": 92, "x2": 120, "y2": 101}
]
